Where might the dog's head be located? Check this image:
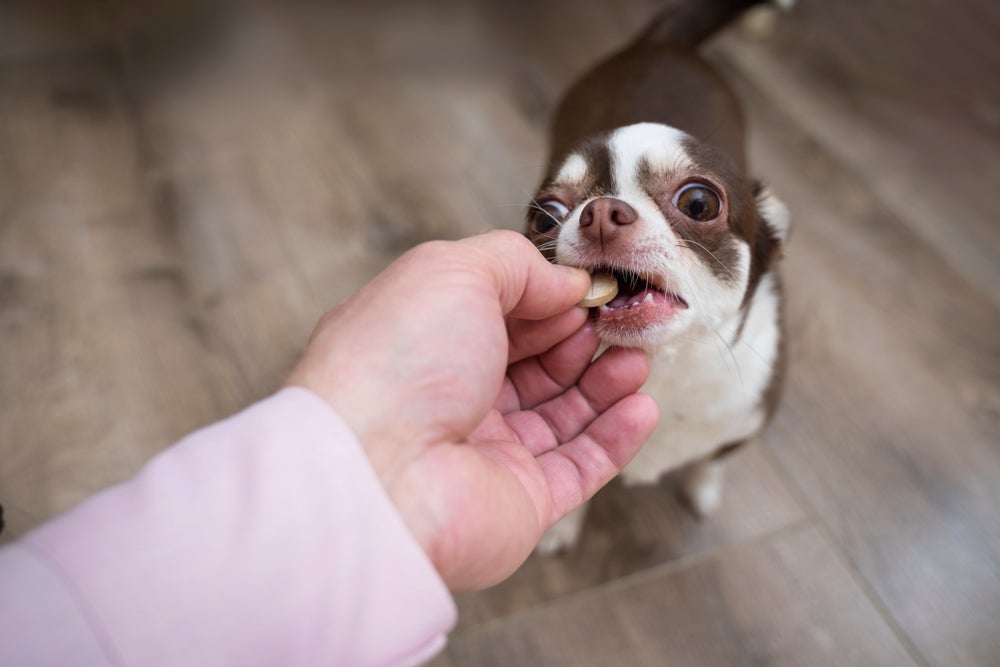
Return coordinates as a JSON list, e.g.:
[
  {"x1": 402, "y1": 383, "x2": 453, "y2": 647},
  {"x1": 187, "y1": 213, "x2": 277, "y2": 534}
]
[{"x1": 526, "y1": 122, "x2": 788, "y2": 351}]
